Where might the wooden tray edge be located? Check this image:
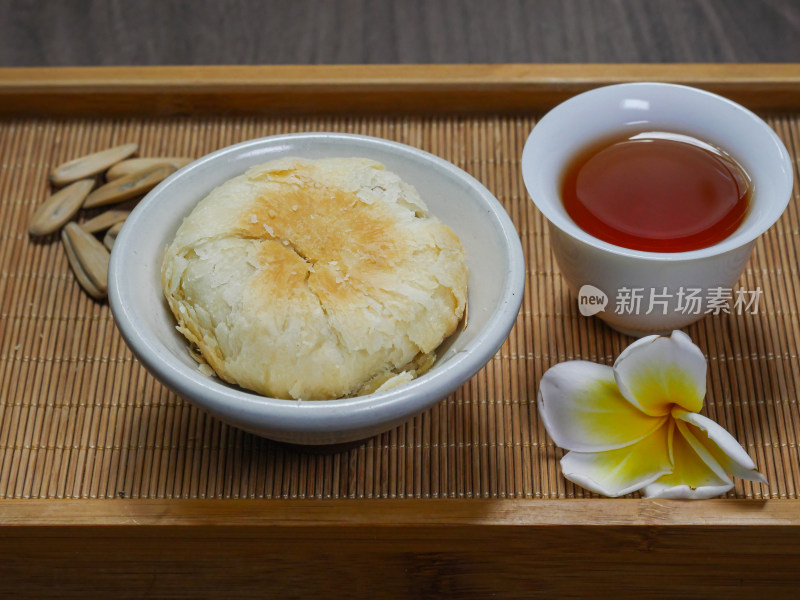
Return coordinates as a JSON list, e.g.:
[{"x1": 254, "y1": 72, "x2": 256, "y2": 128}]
[
  {"x1": 0, "y1": 499, "x2": 798, "y2": 595},
  {"x1": 0, "y1": 498, "x2": 797, "y2": 527},
  {"x1": 2, "y1": 64, "x2": 800, "y2": 116}
]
